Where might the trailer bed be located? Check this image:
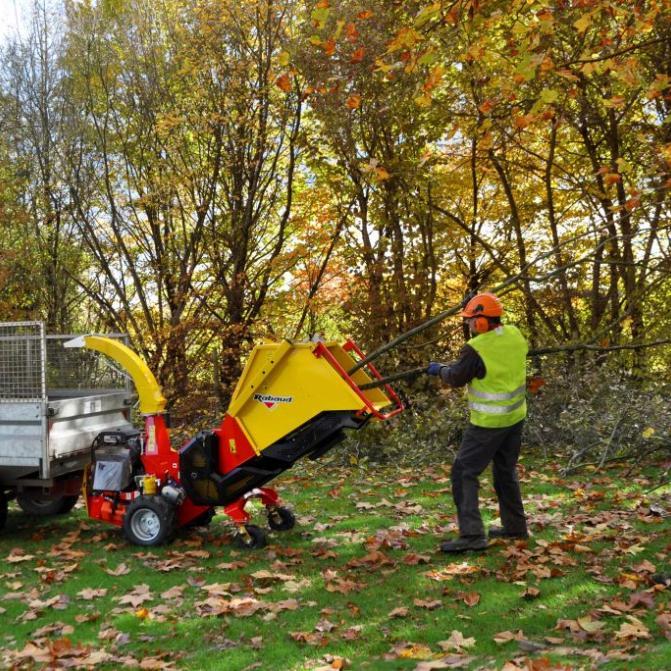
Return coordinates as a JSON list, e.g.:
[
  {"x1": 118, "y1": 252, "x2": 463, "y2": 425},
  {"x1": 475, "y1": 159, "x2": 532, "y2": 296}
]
[{"x1": 0, "y1": 323, "x2": 134, "y2": 484}]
